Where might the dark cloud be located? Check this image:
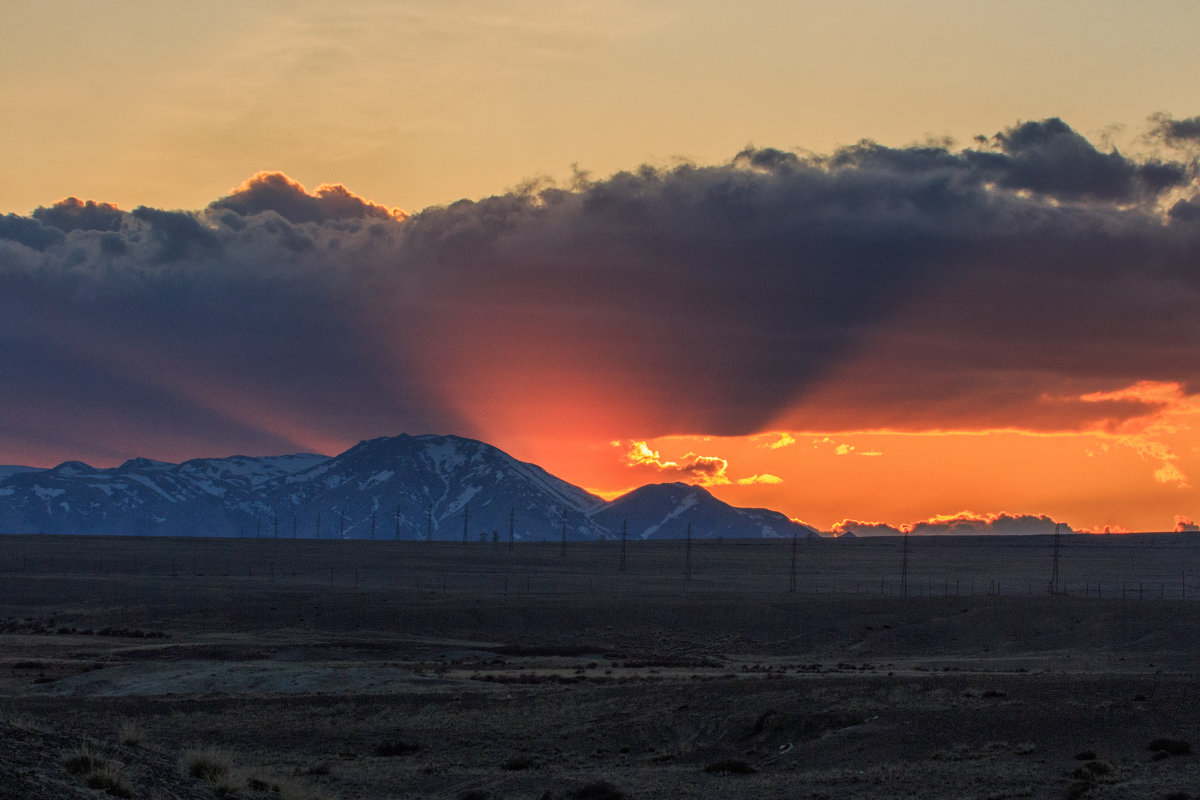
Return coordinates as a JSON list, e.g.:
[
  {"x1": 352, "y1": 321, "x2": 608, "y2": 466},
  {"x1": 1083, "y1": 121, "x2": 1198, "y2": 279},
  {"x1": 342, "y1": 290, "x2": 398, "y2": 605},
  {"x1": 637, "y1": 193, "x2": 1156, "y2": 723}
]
[
  {"x1": 32, "y1": 197, "x2": 124, "y2": 233},
  {"x1": 1149, "y1": 113, "x2": 1200, "y2": 145},
  {"x1": 130, "y1": 206, "x2": 219, "y2": 262},
  {"x1": 1, "y1": 116, "x2": 1199, "y2": 465},
  {"x1": 834, "y1": 514, "x2": 1071, "y2": 536},
  {"x1": 0, "y1": 214, "x2": 65, "y2": 250},
  {"x1": 209, "y1": 171, "x2": 405, "y2": 224},
  {"x1": 967, "y1": 117, "x2": 1185, "y2": 201}
]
